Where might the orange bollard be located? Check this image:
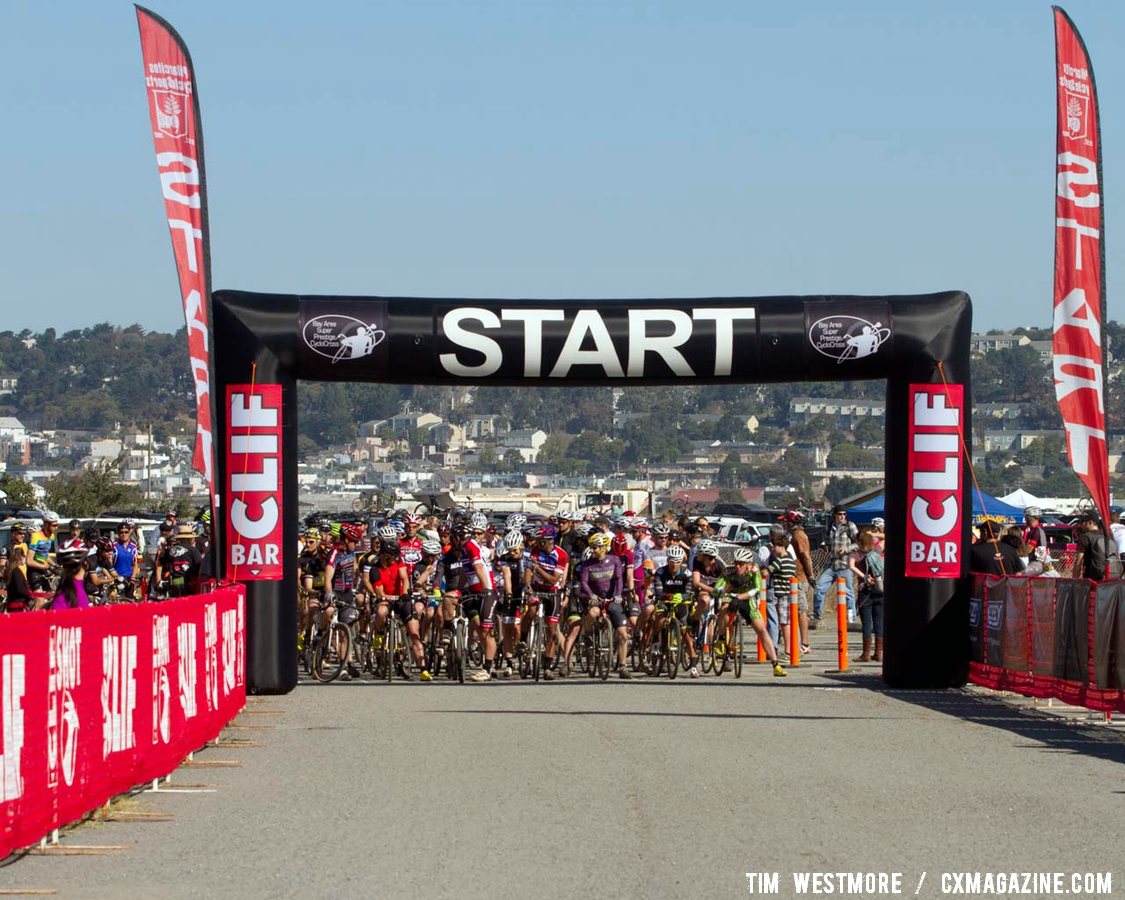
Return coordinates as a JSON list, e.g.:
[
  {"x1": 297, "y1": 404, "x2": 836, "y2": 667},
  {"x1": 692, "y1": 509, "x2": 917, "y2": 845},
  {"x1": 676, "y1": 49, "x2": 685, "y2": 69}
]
[
  {"x1": 789, "y1": 577, "x2": 800, "y2": 667},
  {"x1": 757, "y1": 596, "x2": 768, "y2": 662},
  {"x1": 835, "y1": 576, "x2": 849, "y2": 672}
]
